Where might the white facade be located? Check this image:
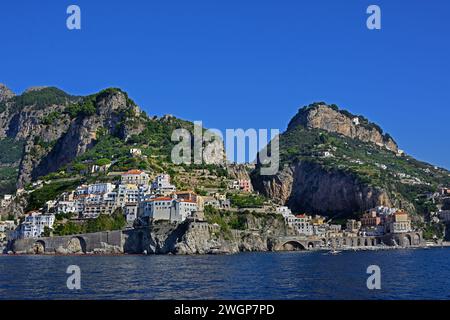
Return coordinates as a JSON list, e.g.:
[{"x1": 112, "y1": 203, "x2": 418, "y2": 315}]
[
  {"x1": 285, "y1": 214, "x2": 314, "y2": 236},
  {"x1": 174, "y1": 200, "x2": 198, "y2": 222},
  {"x1": 276, "y1": 206, "x2": 292, "y2": 218},
  {"x1": 87, "y1": 183, "x2": 115, "y2": 195},
  {"x1": 141, "y1": 197, "x2": 197, "y2": 222},
  {"x1": 125, "y1": 203, "x2": 139, "y2": 224},
  {"x1": 16, "y1": 212, "x2": 55, "y2": 239},
  {"x1": 151, "y1": 174, "x2": 176, "y2": 195},
  {"x1": 117, "y1": 184, "x2": 140, "y2": 207},
  {"x1": 121, "y1": 170, "x2": 150, "y2": 186},
  {"x1": 57, "y1": 201, "x2": 78, "y2": 214},
  {"x1": 1, "y1": 194, "x2": 13, "y2": 208},
  {"x1": 130, "y1": 148, "x2": 142, "y2": 156}
]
